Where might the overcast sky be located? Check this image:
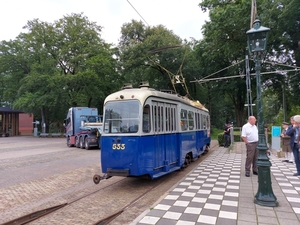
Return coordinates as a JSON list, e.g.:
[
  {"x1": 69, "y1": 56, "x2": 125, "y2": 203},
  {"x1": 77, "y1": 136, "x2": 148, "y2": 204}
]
[{"x1": 0, "y1": 0, "x2": 209, "y2": 45}]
